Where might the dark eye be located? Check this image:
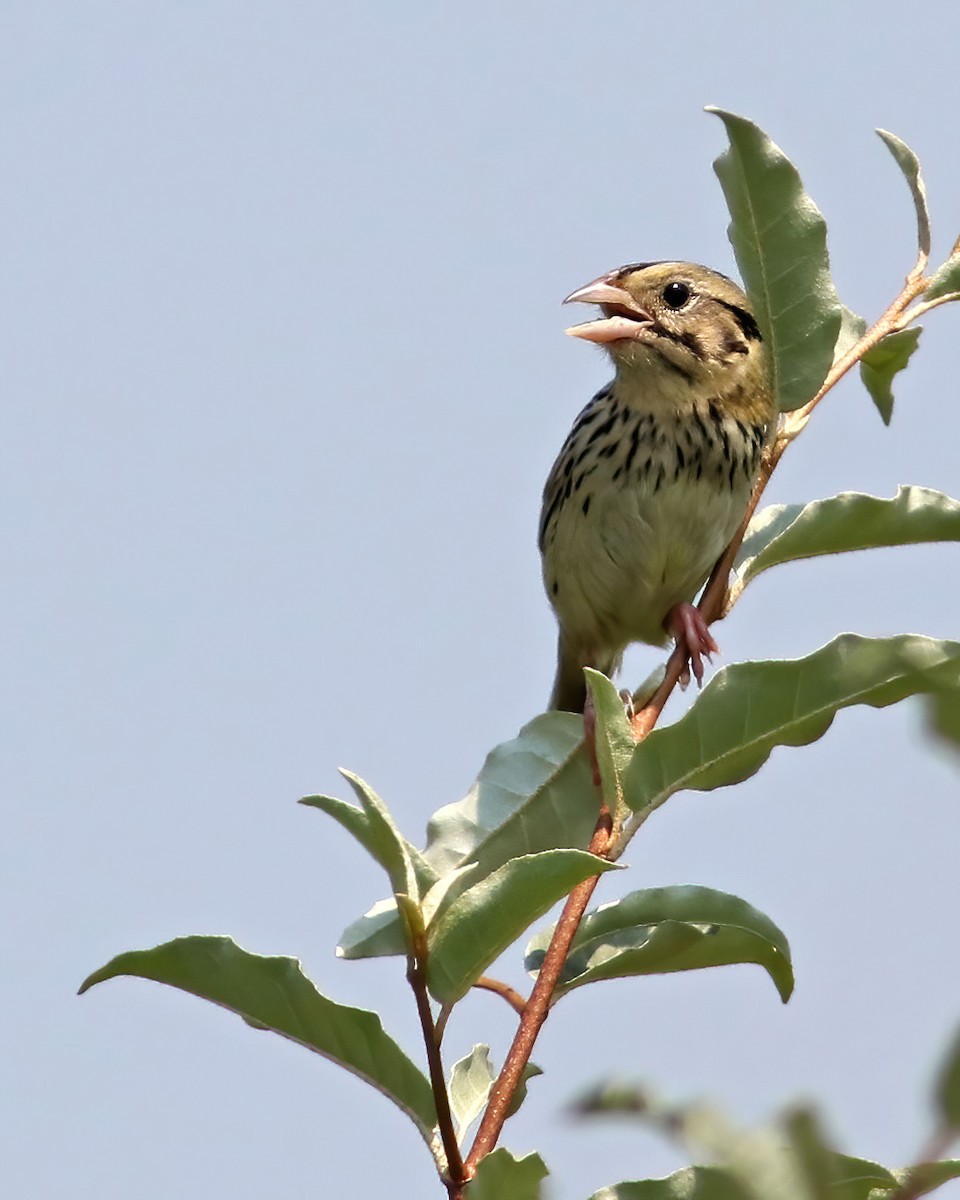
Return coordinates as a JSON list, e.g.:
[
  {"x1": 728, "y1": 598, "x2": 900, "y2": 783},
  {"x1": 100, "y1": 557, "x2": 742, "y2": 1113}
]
[{"x1": 662, "y1": 281, "x2": 692, "y2": 309}]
